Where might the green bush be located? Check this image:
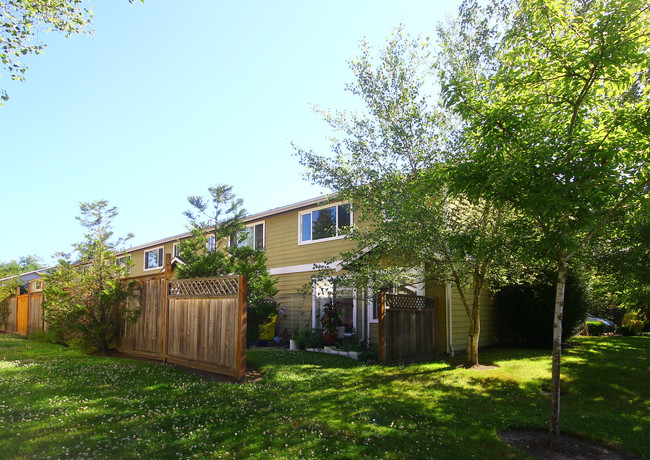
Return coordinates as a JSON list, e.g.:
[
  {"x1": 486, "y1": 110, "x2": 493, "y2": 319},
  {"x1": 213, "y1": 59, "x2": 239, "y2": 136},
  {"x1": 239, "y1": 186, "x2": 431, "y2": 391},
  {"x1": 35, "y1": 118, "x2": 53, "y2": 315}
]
[
  {"x1": 616, "y1": 325, "x2": 636, "y2": 336},
  {"x1": 585, "y1": 321, "x2": 606, "y2": 336},
  {"x1": 304, "y1": 328, "x2": 324, "y2": 348},
  {"x1": 495, "y1": 270, "x2": 590, "y2": 347},
  {"x1": 246, "y1": 299, "x2": 279, "y2": 347},
  {"x1": 29, "y1": 330, "x2": 65, "y2": 345}
]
